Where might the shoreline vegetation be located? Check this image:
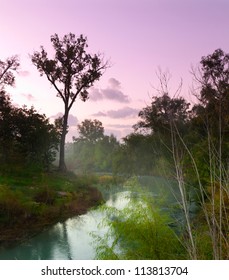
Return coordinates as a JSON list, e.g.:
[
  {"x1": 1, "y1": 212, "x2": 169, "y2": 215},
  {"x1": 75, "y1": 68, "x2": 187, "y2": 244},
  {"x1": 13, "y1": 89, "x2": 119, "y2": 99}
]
[{"x1": 0, "y1": 168, "x2": 103, "y2": 249}]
